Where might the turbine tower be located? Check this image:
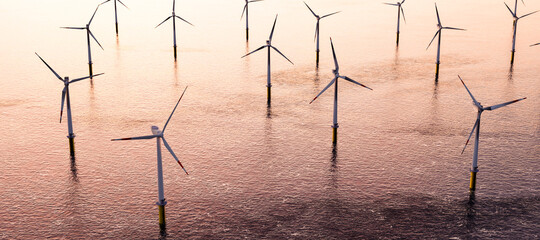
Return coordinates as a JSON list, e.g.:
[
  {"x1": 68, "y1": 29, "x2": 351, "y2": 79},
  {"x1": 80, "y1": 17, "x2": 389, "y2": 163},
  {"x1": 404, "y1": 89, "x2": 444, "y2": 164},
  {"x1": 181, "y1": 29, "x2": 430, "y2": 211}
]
[
  {"x1": 458, "y1": 76, "x2": 526, "y2": 191},
  {"x1": 241, "y1": 0, "x2": 263, "y2": 41},
  {"x1": 62, "y1": 5, "x2": 104, "y2": 79},
  {"x1": 303, "y1": 1, "x2": 340, "y2": 66},
  {"x1": 112, "y1": 87, "x2": 189, "y2": 230},
  {"x1": 384, "y1": 0, "x2": 406, "y2": 46},
  {"x1": 309, "y1": 38, "x2": 372, "y2": 145},
  {"x1": 156, "y1": 0, "x2": 194, "y2": 60},
  {"x1": 35, "y1": 53, "x2": 103, "y2": 157},
  {"x1": 427, "y1": 3, "x2": 465, "y2": 81},
  {"x1": 241, "y1": 15, "x2": 293, "y2": 105}
]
